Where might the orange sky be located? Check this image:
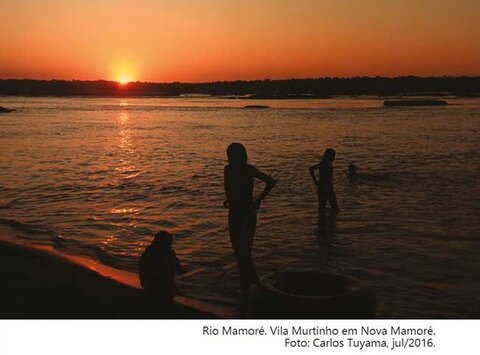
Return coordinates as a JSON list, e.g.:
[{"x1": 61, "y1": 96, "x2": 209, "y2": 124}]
[{"x1": 1, "y1": 0, "x2": 479, "y2": 82}]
